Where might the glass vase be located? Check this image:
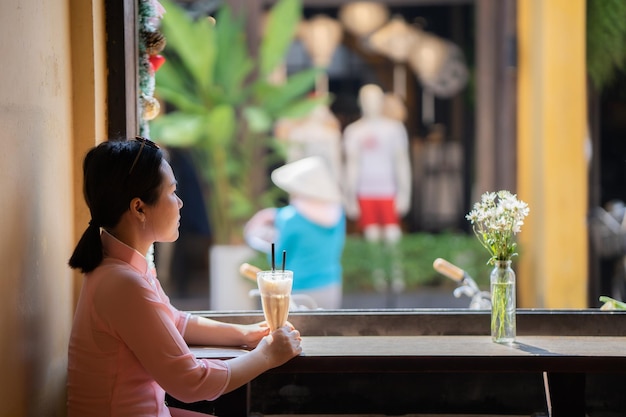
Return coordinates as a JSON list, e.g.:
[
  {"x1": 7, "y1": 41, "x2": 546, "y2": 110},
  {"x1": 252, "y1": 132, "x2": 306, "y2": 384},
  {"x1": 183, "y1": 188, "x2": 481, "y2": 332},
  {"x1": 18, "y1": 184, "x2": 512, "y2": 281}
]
[{"x1": 490, "y1": 260, "x2": 516, "y2": 343}]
